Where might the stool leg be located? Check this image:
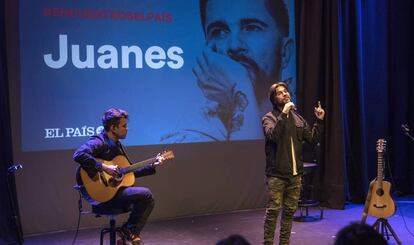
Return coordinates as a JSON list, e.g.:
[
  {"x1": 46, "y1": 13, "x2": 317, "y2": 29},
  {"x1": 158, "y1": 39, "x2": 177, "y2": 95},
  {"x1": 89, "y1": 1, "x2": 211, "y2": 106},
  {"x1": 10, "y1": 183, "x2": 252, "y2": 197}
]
[
  {"x1": 100, "y1": 228, "x2": 106, "y2": 245},
  {"x1": 116, "y1": 229, "x2": 126, "y2": 245},
  {"x1": 110, "y1": 218, "x2": 116, "y2": 245}
]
